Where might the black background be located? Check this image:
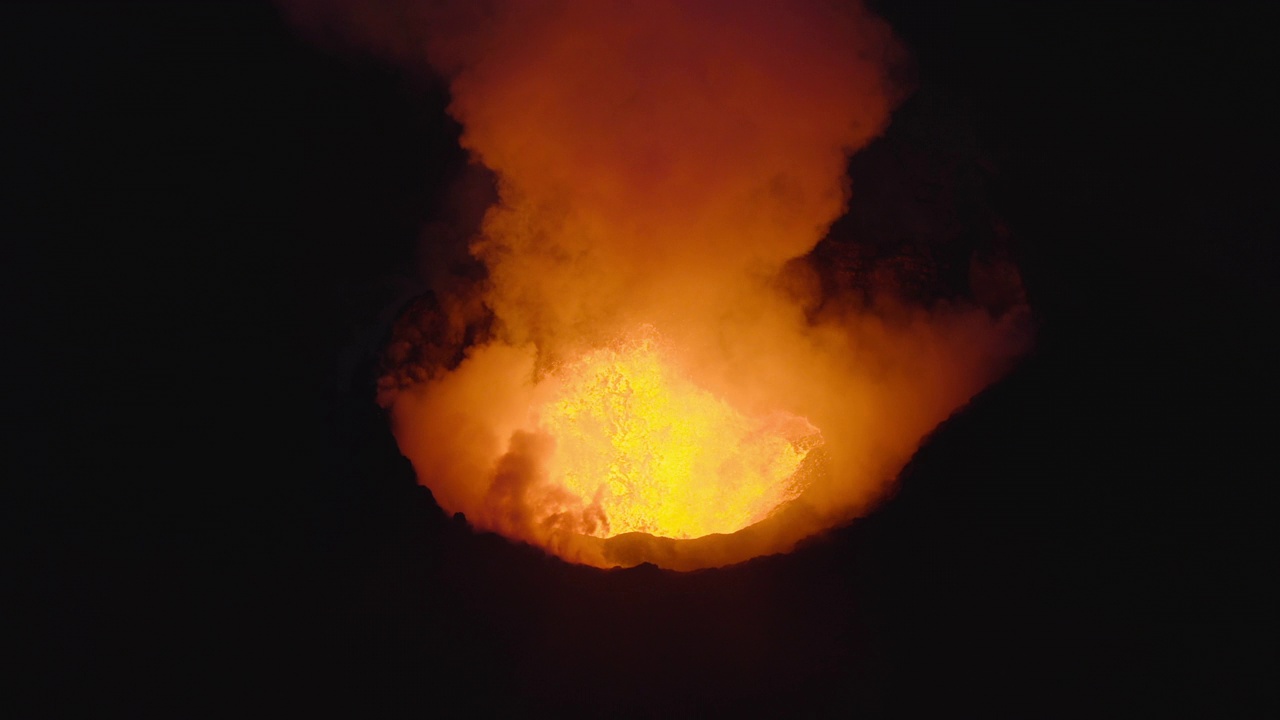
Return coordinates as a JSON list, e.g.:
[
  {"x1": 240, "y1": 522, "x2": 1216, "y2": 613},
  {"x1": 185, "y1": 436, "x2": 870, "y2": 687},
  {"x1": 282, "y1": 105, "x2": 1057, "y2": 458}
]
[{"x1": 7, "y1": 1, "x2": 1273, "y2": 715}]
